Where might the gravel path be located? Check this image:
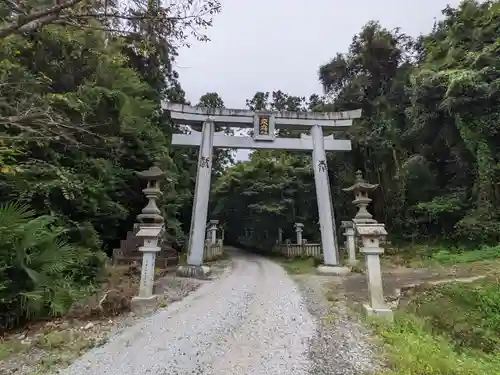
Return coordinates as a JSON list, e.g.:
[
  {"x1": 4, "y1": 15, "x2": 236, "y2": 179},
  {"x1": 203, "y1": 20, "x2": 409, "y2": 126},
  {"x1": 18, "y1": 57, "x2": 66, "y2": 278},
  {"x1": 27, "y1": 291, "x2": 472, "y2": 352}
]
[
  {"x1": 57, "y1": 250, "x2": 316, "y2": 375},
  {"x1": 294, "y1": 275, "x2": 383, "y2": 375}
]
